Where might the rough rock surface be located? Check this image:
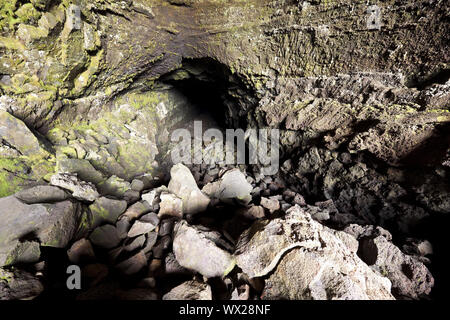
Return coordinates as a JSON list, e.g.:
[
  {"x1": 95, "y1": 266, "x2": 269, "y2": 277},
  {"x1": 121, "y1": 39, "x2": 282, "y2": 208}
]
[
  {"x1": 89, "y1": 197, "x2": 127, "y2": 229},
  {"x1": 0, "y1": 0, "x2": 447, "y2": 301},
  {"x1": 0, "y1": 196, "x2": 80, "y2": 266},
  {"x1": 50, "y1": 173, "x2": 99, "y2": 202},
  {"x1": 168, "y1": 163, "x2": 210, "y2": 214},
  {"x1": 0, "y1": 268, "x2": 44, "y2": 300},
  {"x1": 173, "y1": 221, "x2": 235, "y2": 278},
  {"x1": 235, "y1": 206, "x2": 394, "y2": 300},
  {"x1": 163, "y1": 280, "x2": 212, "y2": 300},
  {"x1": 344, "y1": 225, "x2": 434, "y2": 299},
  {"x1": 14, "y1": 185, "x2": 68, "y2": 204}
]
